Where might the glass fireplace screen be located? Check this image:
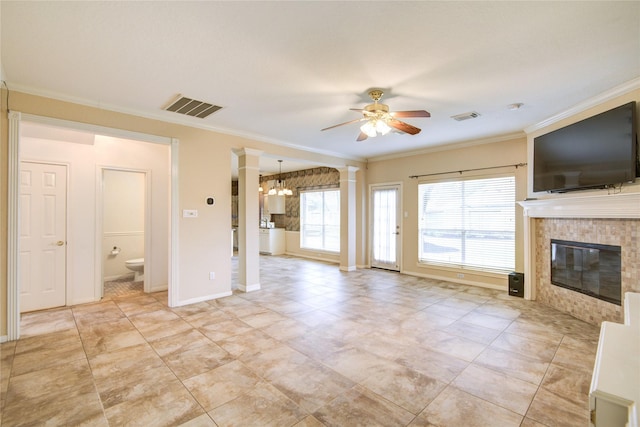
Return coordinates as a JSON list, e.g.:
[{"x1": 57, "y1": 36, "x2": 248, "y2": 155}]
[{"x1": 550, "y1": 239, "x2": 621, "y2": 305}]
